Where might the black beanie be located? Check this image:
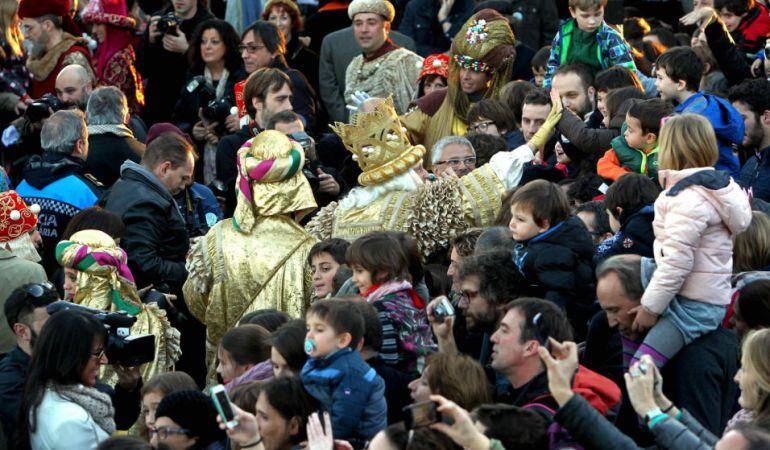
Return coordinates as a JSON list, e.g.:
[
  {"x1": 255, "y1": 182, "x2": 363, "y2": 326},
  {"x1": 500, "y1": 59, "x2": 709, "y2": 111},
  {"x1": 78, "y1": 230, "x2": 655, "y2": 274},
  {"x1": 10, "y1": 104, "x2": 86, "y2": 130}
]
[{"x1": 155, "y1": 390, "x2": 225, "y2": 447}]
